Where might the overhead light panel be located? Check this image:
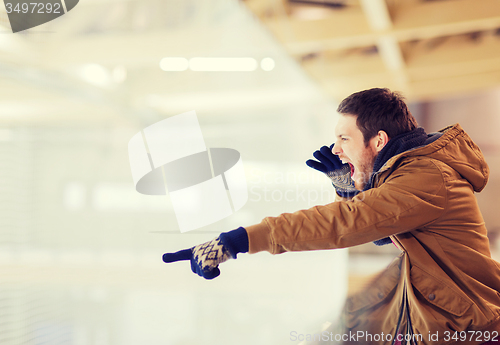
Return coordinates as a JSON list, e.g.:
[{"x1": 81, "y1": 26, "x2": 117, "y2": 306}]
[
  {"x1": 160, "y1": 57, "x2": 274, "y2": 72},
  {"x1": 79, "y1": 64, "x2": 111, "y2": 87},
  {"x1": 260, "y1": 58, "x2": 275, "y2": 71},
  {"x1": 189, "y1": 57, "x2": 257, "y2": 71},
  {"x1": 159, "y1": 57, "x2": 275, "y2": 72},
  {"x1": 160, "y1": 57, "x2": 189, "y2": 71}
]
